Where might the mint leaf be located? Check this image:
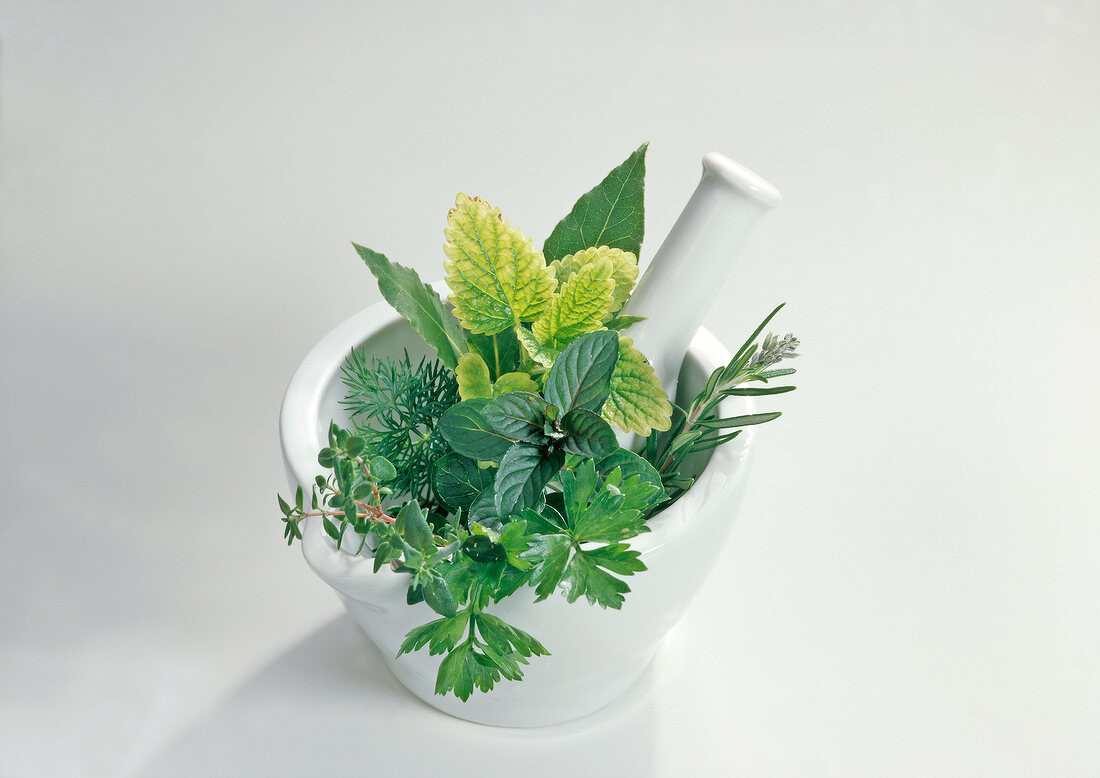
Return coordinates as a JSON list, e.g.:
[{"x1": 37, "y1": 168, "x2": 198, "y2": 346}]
[
  {"x1": 543, "y1": 143, "x2": 648, "y2": 264},
  {"x1": 544, "y1": 330, "x2": 619, "y2": 414},
  {"x1": 559, "y1": 408, "x2": 618, "y2": 458},
  {"x1": 483, "y1": 392, "x2": 551, "y2": 444},
  {"x1": 353, "y1": 243, "x2": 466, "y2": 369},
  {"x1": 432, "y1": 453, "x2": 494, "y2": 509},
  {"x1": 494, "y1": 444, "x2": 565, "y2": 517},
  {"x1": 437, "y1": 399, "x2": 515, "y2": 462}
]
